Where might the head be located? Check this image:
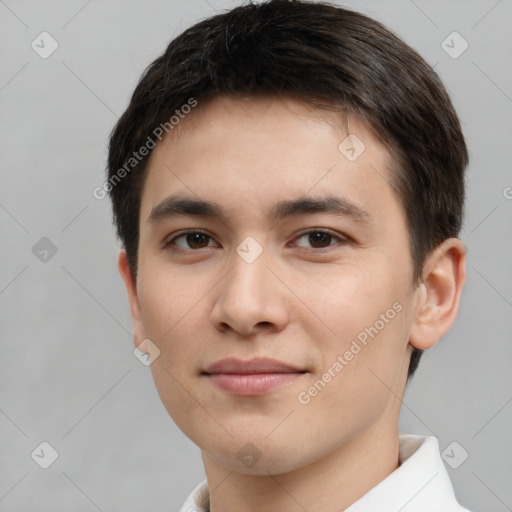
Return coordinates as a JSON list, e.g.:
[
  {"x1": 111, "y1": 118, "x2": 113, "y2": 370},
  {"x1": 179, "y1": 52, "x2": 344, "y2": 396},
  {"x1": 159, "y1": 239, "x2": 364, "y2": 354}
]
[{"x1": 108, "y1": 0, "x2": 467, "y2": 476}]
